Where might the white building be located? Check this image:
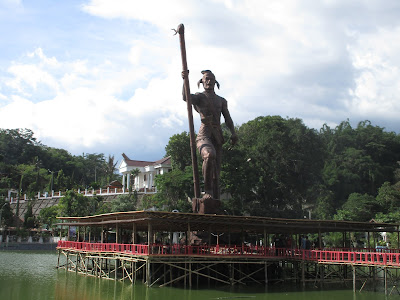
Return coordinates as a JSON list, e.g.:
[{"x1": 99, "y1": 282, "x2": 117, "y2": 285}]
[{"x1": 118, "y1": 153, "x2": 172, "y2": 192}]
